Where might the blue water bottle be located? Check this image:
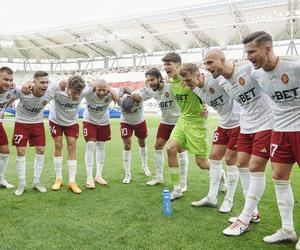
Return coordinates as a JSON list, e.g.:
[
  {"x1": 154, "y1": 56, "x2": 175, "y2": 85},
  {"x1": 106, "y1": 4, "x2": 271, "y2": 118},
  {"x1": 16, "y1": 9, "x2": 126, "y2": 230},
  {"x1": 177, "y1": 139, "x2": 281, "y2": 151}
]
[{"x1": 162, "y1": 189, "x2": 172, "y2": 216}]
